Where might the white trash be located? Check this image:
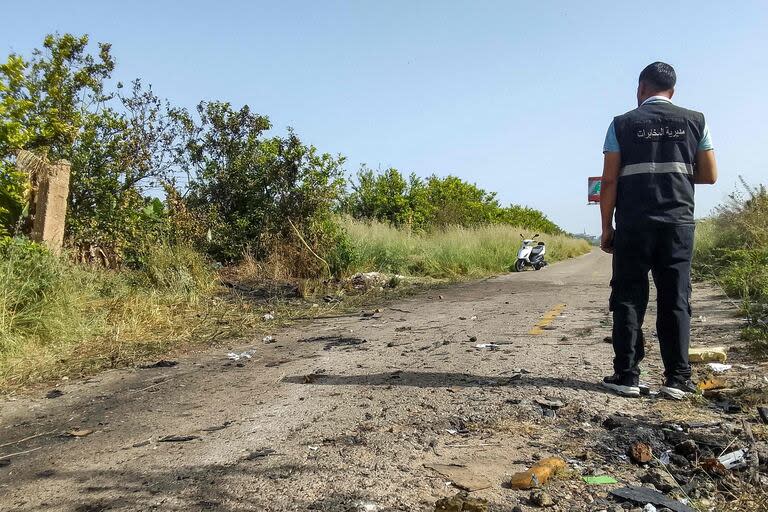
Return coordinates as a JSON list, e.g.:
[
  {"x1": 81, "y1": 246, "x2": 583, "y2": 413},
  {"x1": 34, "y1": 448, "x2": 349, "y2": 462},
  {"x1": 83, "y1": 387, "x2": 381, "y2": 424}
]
[{"x1": 227, "y1": 351, "x2": 254, "y2": 361}]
